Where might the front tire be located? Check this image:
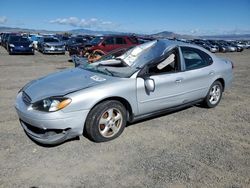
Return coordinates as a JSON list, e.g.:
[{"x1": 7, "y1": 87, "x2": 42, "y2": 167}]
[
  {"x1": 203, "y1": 81, "x2": 223, "y2": 108},
  {"x1": 85, "y1": 100, "x2": 127, "y2": 142}
]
